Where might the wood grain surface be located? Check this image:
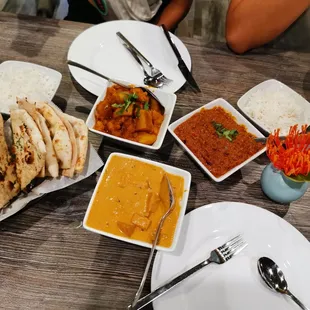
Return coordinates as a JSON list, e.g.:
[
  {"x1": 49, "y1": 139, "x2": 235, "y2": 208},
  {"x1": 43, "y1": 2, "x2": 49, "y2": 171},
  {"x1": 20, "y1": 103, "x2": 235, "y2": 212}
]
[{"x1": 0, "y1": 12, "x2": 310, "y2": 310}]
